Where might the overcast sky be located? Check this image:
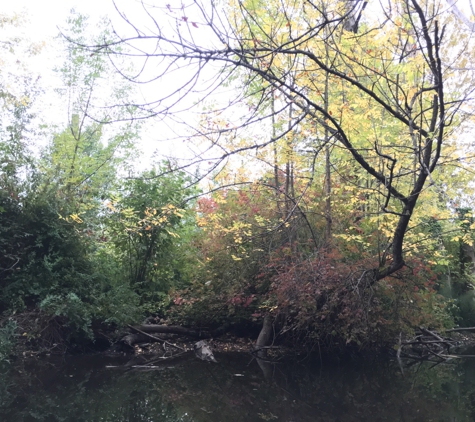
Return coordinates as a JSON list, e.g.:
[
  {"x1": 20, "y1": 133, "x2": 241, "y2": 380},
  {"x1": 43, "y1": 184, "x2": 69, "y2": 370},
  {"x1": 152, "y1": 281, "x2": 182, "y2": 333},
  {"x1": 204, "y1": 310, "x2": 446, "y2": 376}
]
[
  {"x1": 4, "y1": 0, "x2": 475, "y2": 167},
  {"x1": 4, "y1": 0, "x2": 116, "y2": 37},
  {"x1": 2, "y1": 0, "x2": 188, "y2": 162},
  {"x1": 3, "y1": 0, "x2": 120, "y2": 117}
]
